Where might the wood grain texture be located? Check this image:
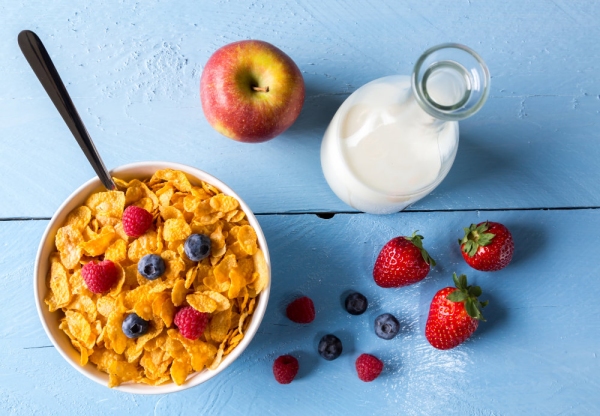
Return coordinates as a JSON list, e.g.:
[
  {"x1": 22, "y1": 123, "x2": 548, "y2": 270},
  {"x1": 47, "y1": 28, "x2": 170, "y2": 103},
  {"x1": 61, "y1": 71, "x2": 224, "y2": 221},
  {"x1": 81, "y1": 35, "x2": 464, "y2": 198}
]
[
  {"x1": 2, "y1": 1, "x2": 600, "y2": 415},
  {"x1": 2, "y1": 210, "x2": 600, "y2": 415},
  {"x1": 0, "y1": 0, "x2": 599, "y2": 217}
]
